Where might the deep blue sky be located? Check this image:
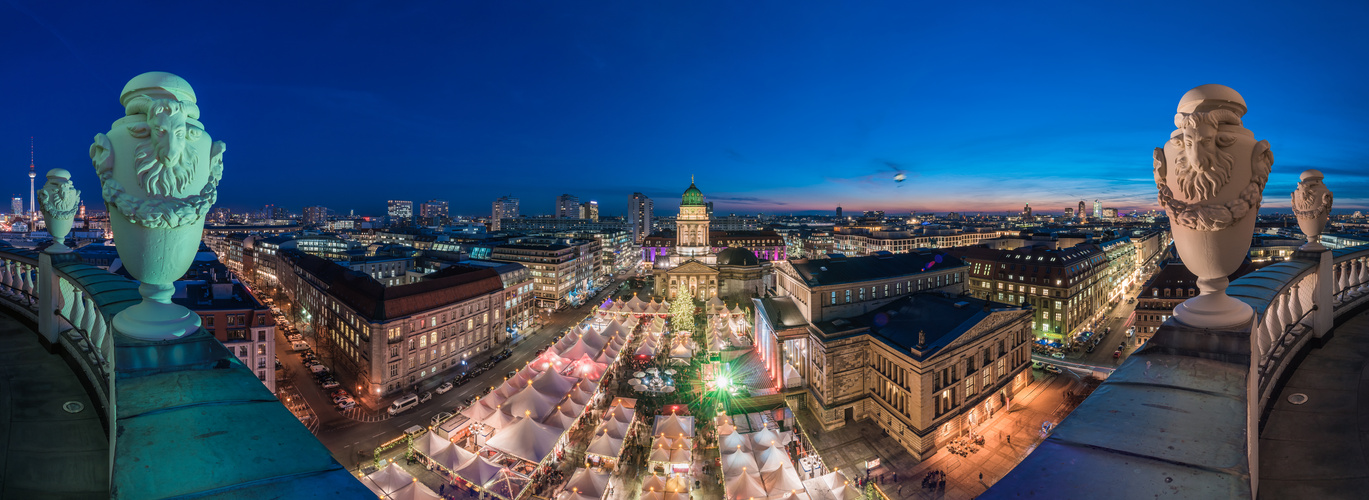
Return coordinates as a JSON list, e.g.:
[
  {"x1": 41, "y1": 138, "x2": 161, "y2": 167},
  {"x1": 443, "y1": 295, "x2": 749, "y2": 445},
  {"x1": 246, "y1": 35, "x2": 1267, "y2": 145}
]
[{"x1": 3, "y1": 1, "x2": 1367, "y2": 217}]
